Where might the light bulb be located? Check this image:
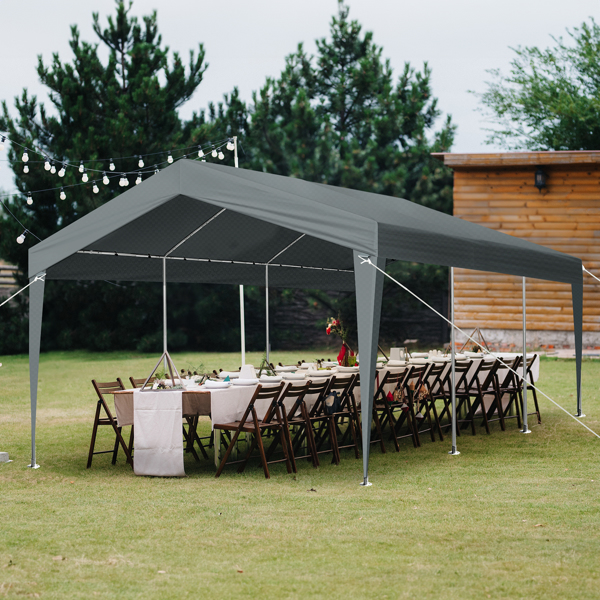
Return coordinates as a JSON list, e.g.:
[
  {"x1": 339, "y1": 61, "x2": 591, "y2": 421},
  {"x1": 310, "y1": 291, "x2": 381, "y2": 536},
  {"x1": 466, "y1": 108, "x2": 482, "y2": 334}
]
[
  {"x1": 123, "y1": 175, "x2": 129, "y2": 186},
  {"x1": 22, "y1": 151, "x2": 29, "y2": 162},
  {"x1": 79, "y1": 161, "x2": 84, "y2": 173},
  {"x1": 138, "y1": 156, "x2": 144, "y2": 168},
  {"x1": 167, "y1": 153, "x2": 173, "y2": 164},
  {"x1": 44, "y1": 159, "x2": 51, "y2": 171},
  {"x1": 93, "y1": 182, "x2": 99, "y2": 194},
  {"x1": 227, "y1": 139, "x2": 234, "y2": 151},
  {"x1": 135, "y1": 172, "x2": 142, "y2": 185},
  {"x1": 109, "y1": 159, "x2": 115, "y2": 171},
  {"x1": 102, "y1": 172, "x2": 109, "y2": 185},
  {"x1": 60, "y1": 187, "x2": 66, "y2": 200},
  {"x1": 82, "y1": 171, "x2": 88, "y2": 183},
  {"x1": 17, "y1": 232, "x2": 26, "y2": 244},
  {"x1": 58, "y1": 164, "x2": 66, "y2": 177},
  {"x1": 0, "y1": 135, "x2": 5, "y2": 150},
  {"x1": 26, "y1": 192, "x2": 33, "y2": 205},
  {"x1": 154, "y1": 165, "x2": 159, "y2": 174},
  {"x1": 50, "y1": 164, "x2": 56, "y2": 174},
  {"x1": 198, "y1": 147, "x2": 204, "y2": 158},
  {"x1": 23, "y1": 165, "x2": 29, "y2": 174},
  {"x1": 218, "y1": 150, "x2": 224, "y2": 160},
  {"x1": 211, "y1": 147, "x2": 217, "y2": 158}
]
